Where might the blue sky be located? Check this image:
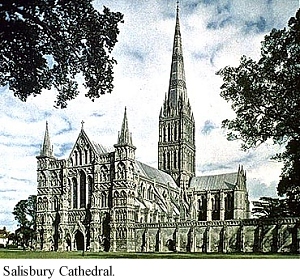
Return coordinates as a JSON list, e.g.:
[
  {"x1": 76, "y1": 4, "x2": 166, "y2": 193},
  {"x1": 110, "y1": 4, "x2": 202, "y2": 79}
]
[{"x1": 0, "y1": 0, "x2": 299, "y2": 231}]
